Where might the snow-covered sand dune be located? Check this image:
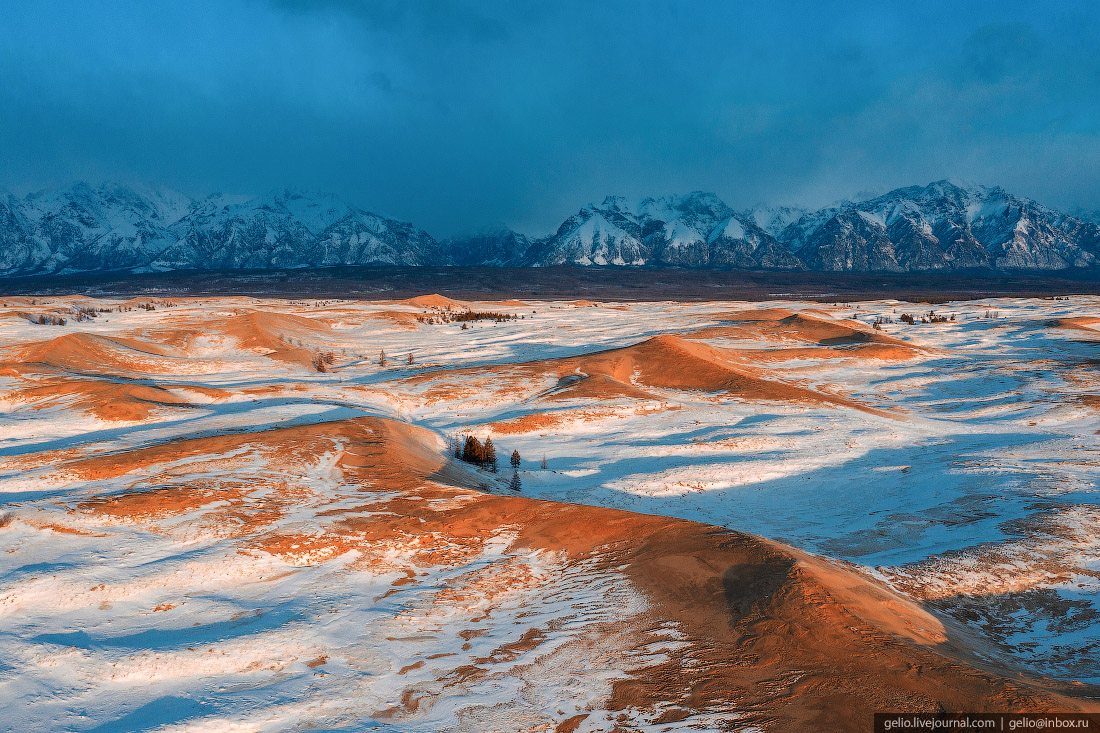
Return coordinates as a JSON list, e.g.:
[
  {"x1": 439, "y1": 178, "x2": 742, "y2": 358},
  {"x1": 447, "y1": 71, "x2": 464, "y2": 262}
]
[{"x1": 1, "y1": 294, "x2": 1098, "y2": 729}]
